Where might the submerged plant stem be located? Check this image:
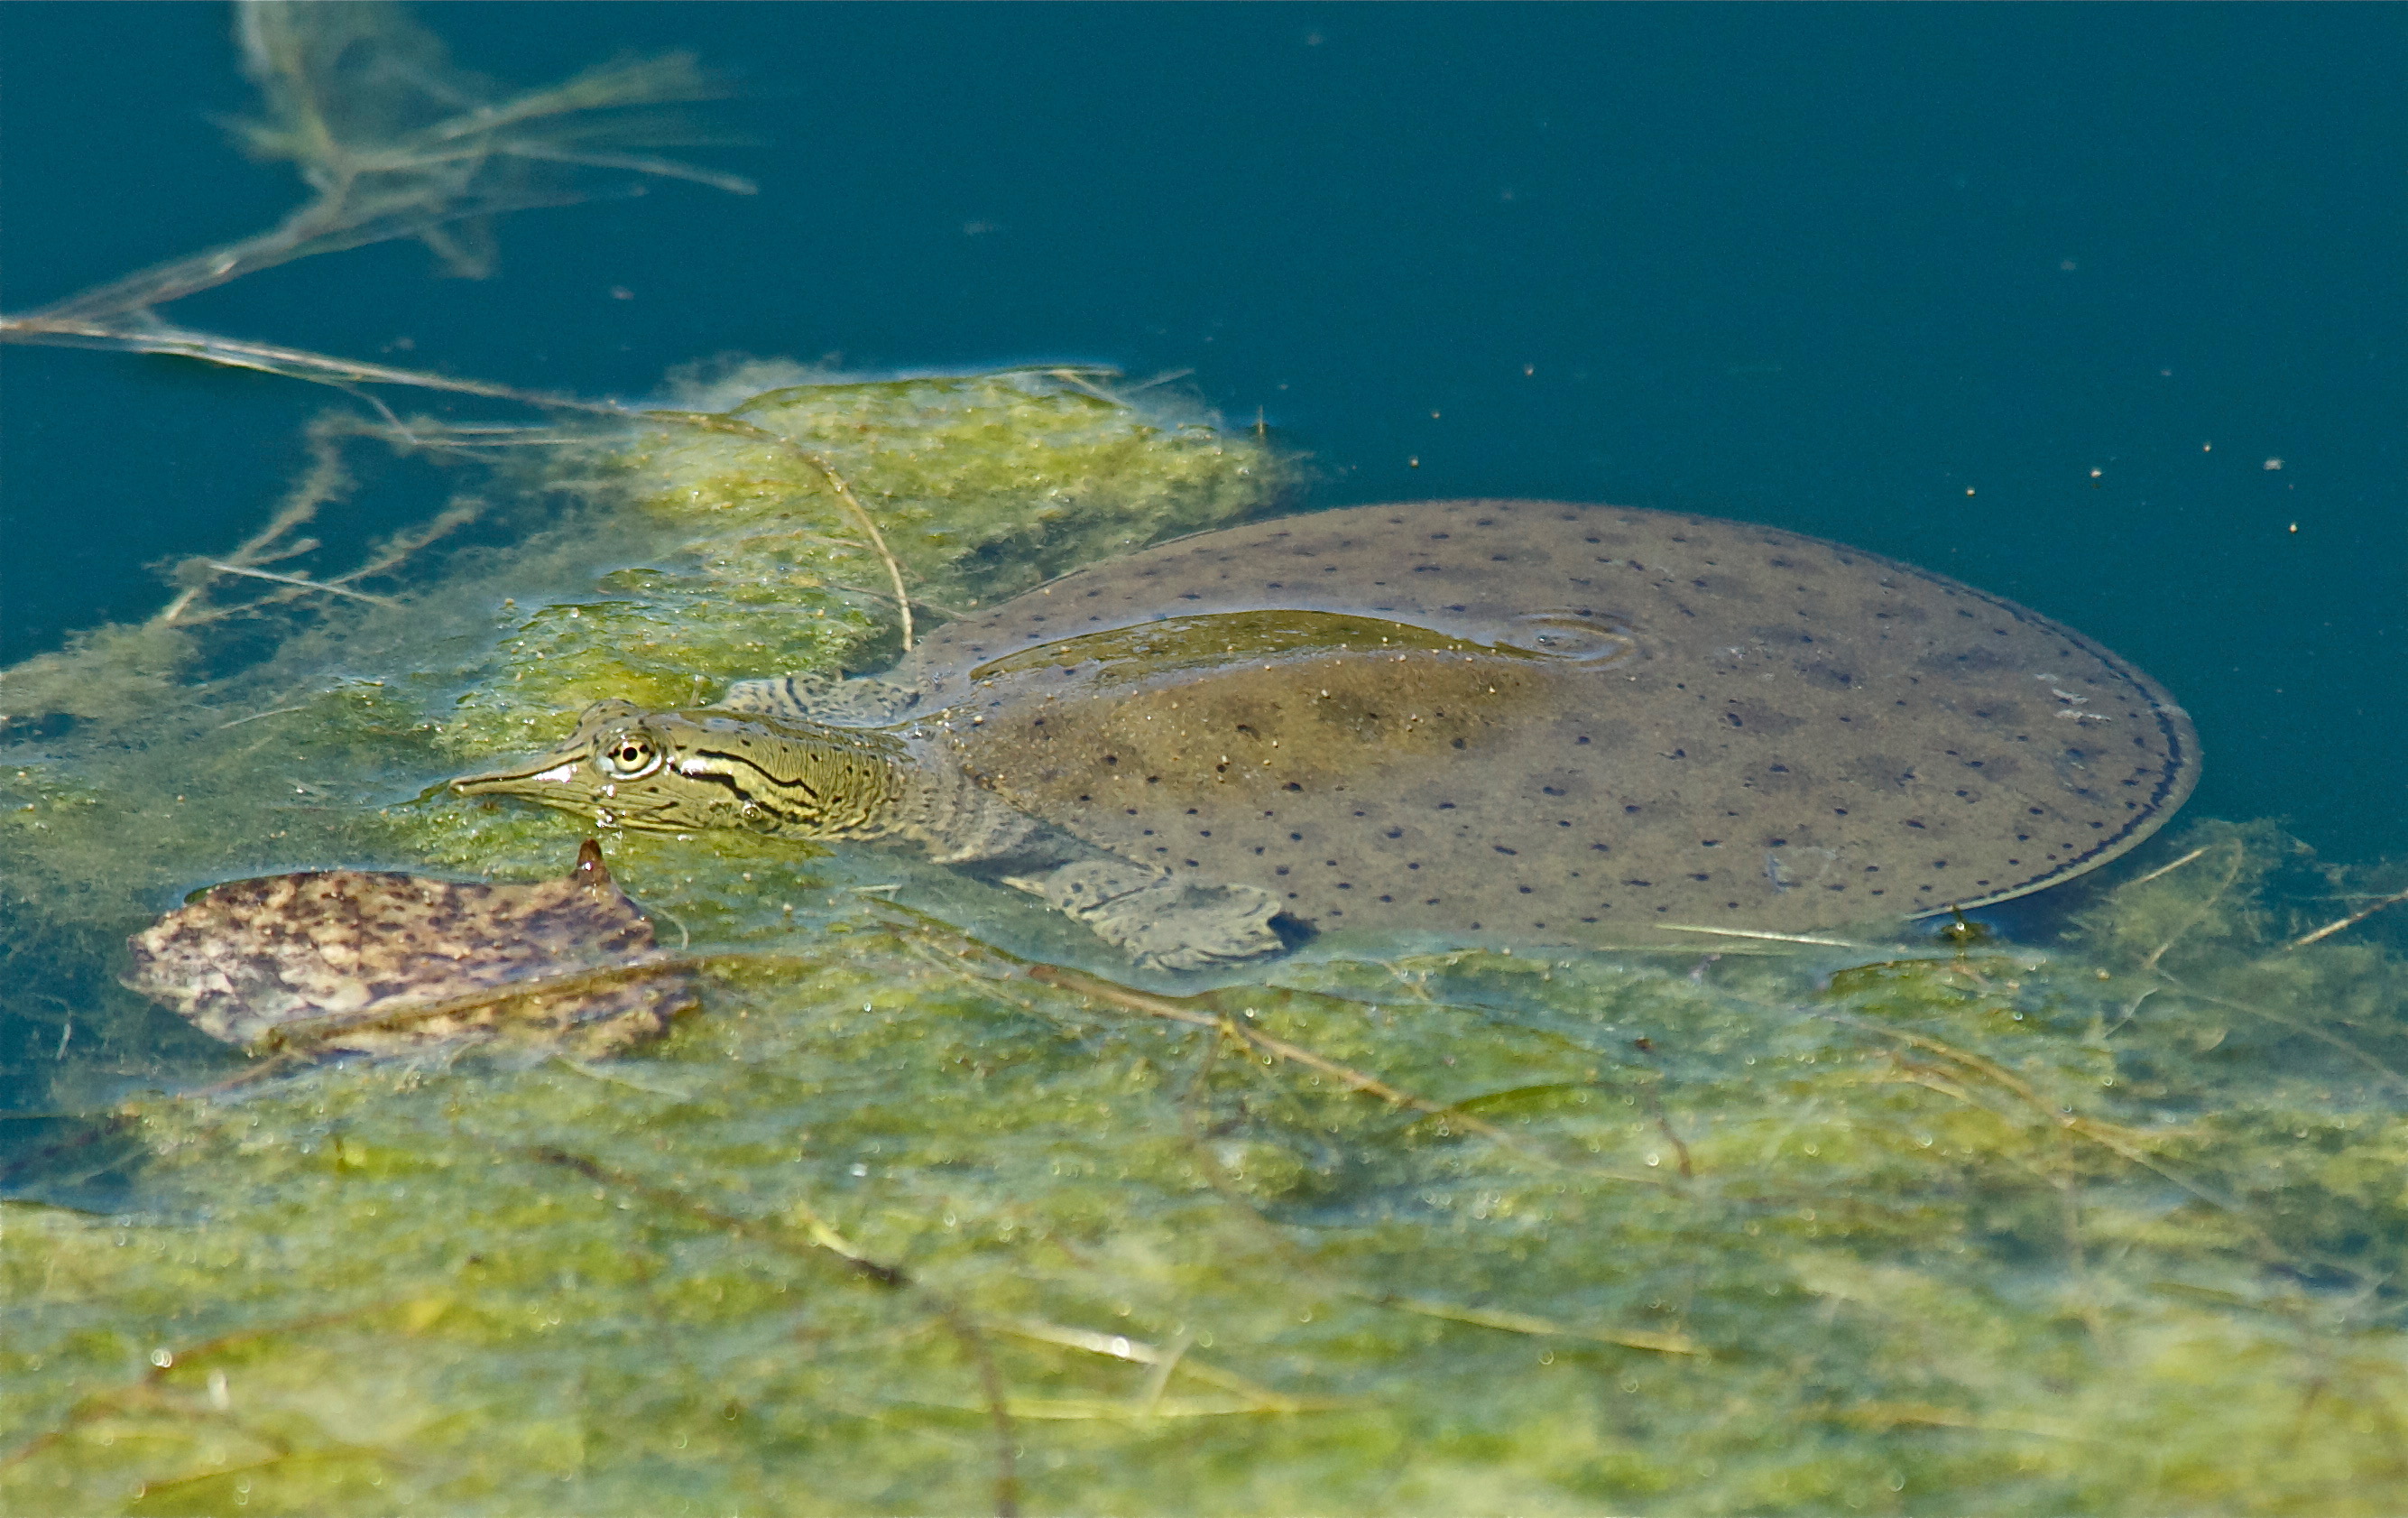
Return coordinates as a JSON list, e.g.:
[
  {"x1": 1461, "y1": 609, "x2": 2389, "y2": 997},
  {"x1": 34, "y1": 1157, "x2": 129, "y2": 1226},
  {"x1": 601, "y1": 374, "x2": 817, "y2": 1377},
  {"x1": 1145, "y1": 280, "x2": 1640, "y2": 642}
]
[
  {"x1": 2287, "y1": 884, "x2": 2408, "y2": 949},
  {"x1": 640, "y1": 409, "x2": 916, "y2": 652},
  {"x1": 2138, "y1": 845, "x2": 2247, "y2": 974},
  {"x1": 200, "y1": 562, "x2": 400, "y2": 608},
  {"x1": 2126, "y1": 846, "x2": 2211, "y2": 888},
  {"x1": 526, "y1": 1143, "x2": 1022, "y2": 1513},
  {"x1": 1028, "y1": 963, "x2": 1660, "y2": 1184}
]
